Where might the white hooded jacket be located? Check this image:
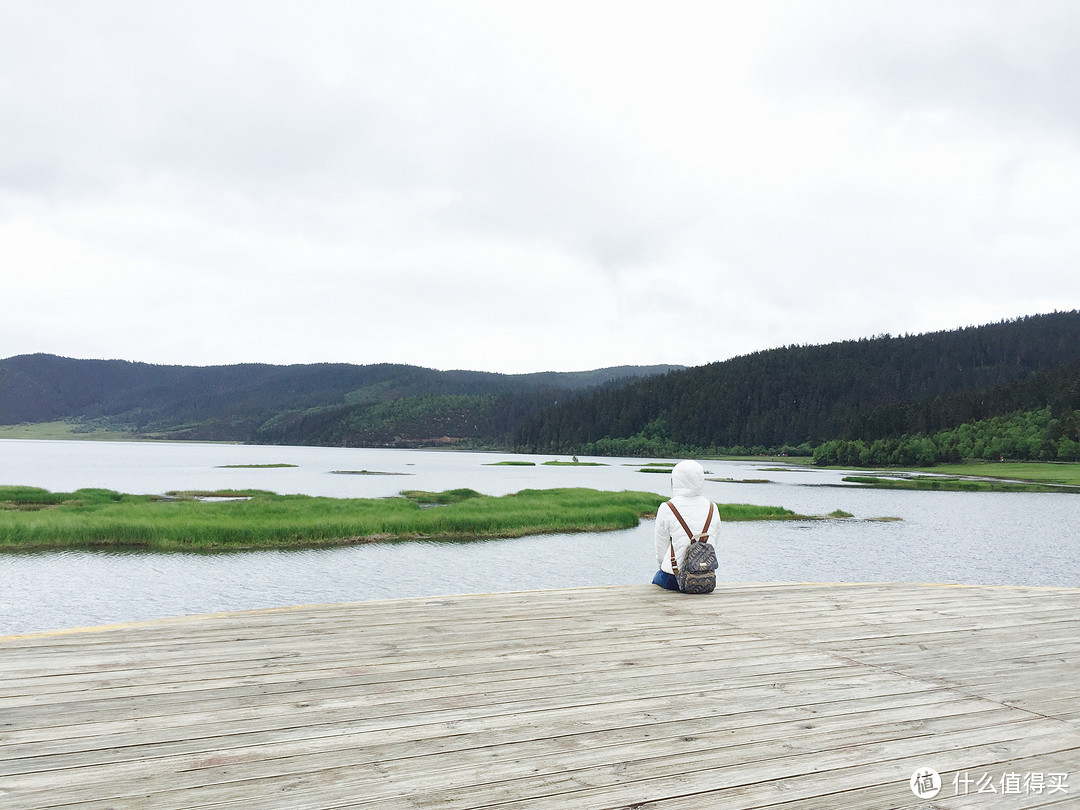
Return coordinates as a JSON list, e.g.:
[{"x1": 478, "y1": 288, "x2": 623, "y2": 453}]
[{"x1": 654, "y1": 460, "x2": 720, "y2": 575}]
